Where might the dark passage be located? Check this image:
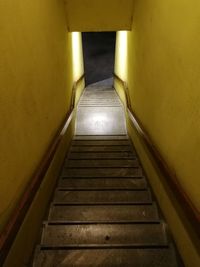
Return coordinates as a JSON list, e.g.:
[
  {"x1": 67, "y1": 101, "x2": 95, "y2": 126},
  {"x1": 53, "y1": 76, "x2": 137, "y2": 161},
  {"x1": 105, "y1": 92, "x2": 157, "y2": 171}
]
[{"x1": 82, "y1": 32, "x2": 116, "y2": 85}]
